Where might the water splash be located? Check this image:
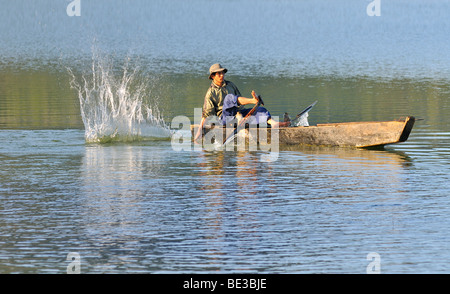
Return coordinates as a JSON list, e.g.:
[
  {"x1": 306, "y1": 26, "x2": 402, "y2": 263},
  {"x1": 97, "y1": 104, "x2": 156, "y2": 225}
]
[{"x1": 68, "y1": 52, "x2": 172, "y2": 143}]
